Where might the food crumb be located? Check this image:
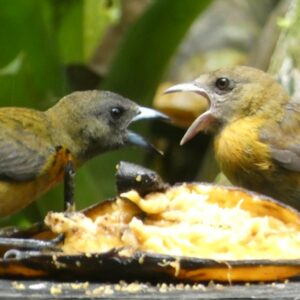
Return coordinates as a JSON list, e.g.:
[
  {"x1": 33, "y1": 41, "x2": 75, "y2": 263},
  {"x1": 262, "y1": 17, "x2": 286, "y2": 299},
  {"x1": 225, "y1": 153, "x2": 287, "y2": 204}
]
[
  {"x1": 51, "y1": 254, "x2": 66, "y2": 269},
  {"x1": 135, "y1": 175, "x2": 142, "y2": 182},
  {"x1": 274, "y1": 283, "x2": 286, "y2": 289},
  {"x1": 158, "y1": 283, "x2": 168, "y2": 293},
  {"x1": 71, "y1": 283, "x2": 84, "y2": 290},
  {"x1": 118, "y1": 248, "x2": 132, "y2": 257},
  {"x1": 215, "y1": 283, "x2": 224, "y2": 290},
  {"x1": 175, "y1": 283, "x2": 184, "y2": 290},
  {"x1": 115, "y1": 281, "x2": 142, "y2": 293},
  {"x1": 82, "y1": 282, "x2": 89, "y2": 289},
  {"x1": 170, "y1": 258, "x2": 181, "y2": 277},
  {"x1": 11, "y1": 281, "x2": 26, "y2": 290},
  {"x1": 208, "y1": 280, "x2": 216, "y2": 288},
  {"x1": 50, "y1": 284, "x2": 62, "y2": 295},
  {"x1": 75, "y1": 260, "x2": 81, "y2": 267},
  {"x1": 86, "y1": 285, "x2": 114, "y2": 296},
  {"x1": 192, "y1": 283, "x2": 206, "y2": 291},
  {"x1": 138, "y1": 254, "x2": 145, "y2": 264}
]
